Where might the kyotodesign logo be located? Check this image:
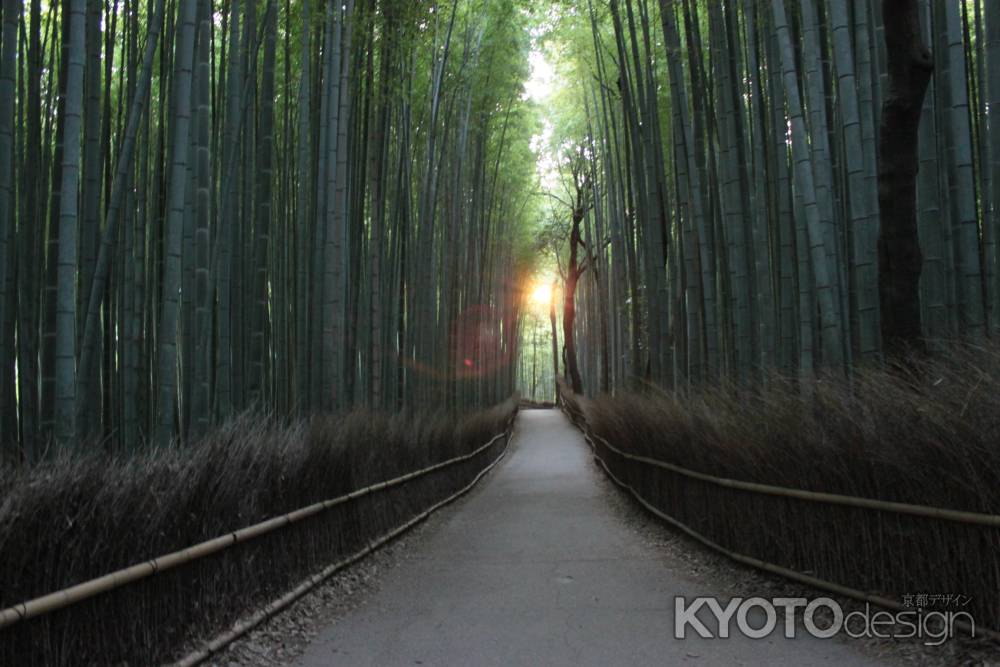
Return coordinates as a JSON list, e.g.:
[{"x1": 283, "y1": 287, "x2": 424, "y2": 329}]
[{"x1": 673, "y1": 596, "x2": 975, "y2": 646}]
